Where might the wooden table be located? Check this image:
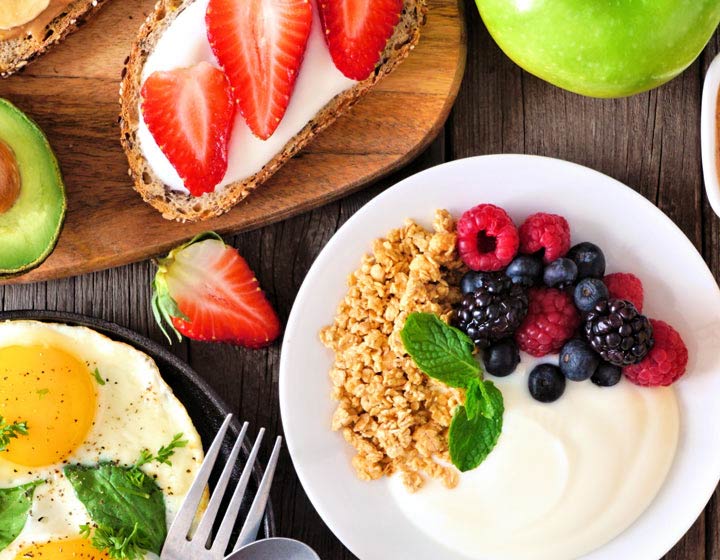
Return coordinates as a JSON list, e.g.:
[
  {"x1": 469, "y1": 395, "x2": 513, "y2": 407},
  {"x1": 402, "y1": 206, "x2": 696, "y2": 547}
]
[{"x1": 2, "y1": 4, "x2": 719, "y2": 559}]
